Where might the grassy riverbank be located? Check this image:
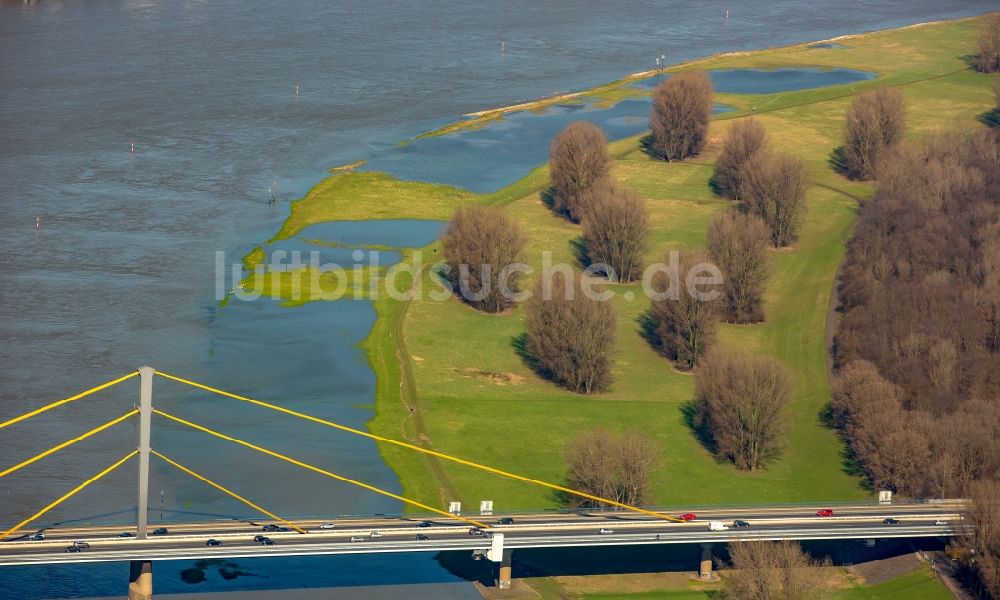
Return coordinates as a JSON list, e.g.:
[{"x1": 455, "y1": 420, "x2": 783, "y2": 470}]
[{"x1": 266, "y1": 15, "x2": 996, "y2": 511}]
